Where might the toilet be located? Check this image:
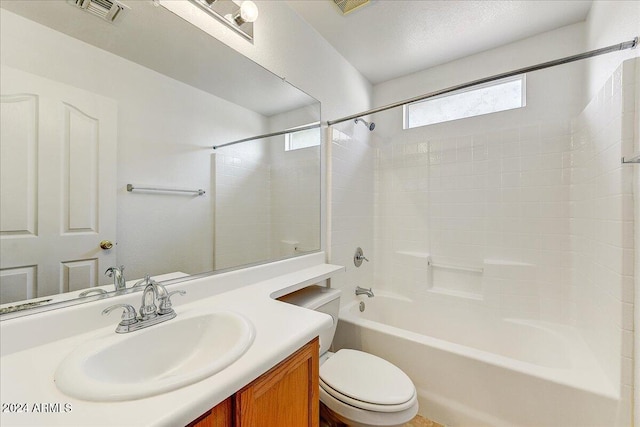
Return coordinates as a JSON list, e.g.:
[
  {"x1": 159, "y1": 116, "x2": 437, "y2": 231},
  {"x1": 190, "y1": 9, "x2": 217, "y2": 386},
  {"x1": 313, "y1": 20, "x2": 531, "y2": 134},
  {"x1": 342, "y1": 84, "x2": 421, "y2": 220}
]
[{"x1": 279, "y1": 286, "x2": 418, "y2": 427}]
